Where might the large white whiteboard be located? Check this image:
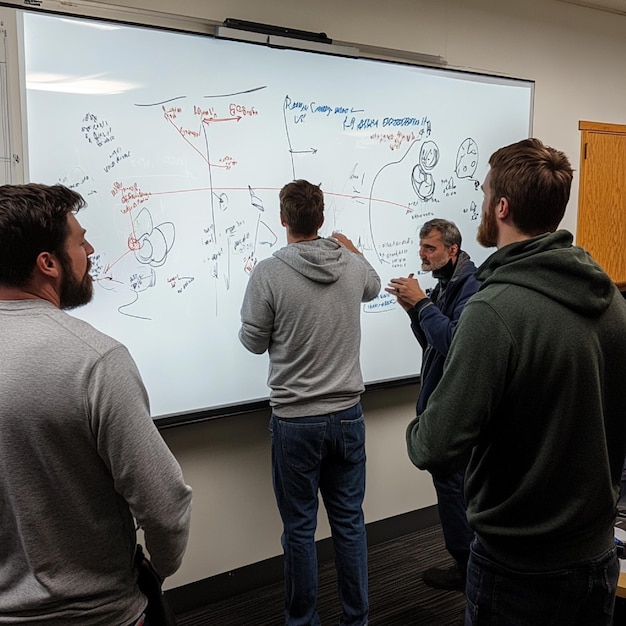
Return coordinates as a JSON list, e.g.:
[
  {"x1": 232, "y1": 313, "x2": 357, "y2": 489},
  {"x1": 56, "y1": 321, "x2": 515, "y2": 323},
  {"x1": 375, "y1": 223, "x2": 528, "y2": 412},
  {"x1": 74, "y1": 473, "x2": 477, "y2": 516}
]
[{"x1": 19, "y1": 11, "x2": 533, "y2": 424}]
